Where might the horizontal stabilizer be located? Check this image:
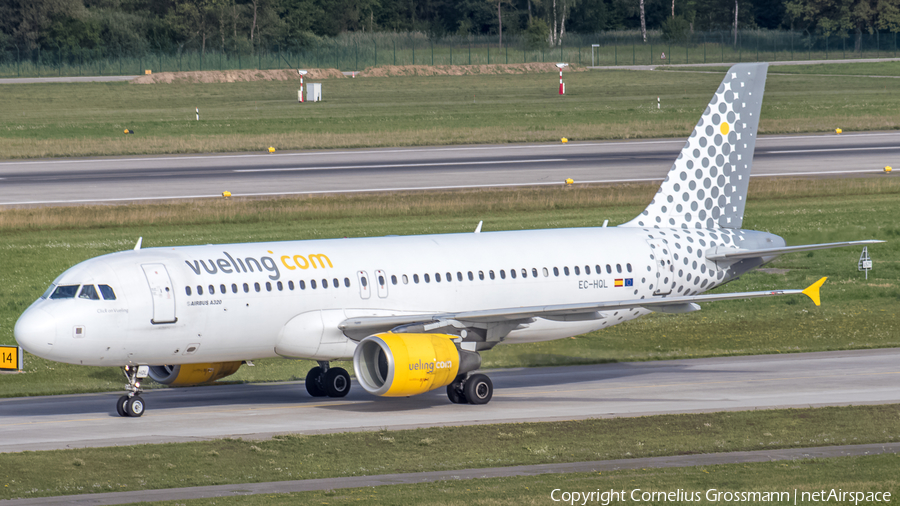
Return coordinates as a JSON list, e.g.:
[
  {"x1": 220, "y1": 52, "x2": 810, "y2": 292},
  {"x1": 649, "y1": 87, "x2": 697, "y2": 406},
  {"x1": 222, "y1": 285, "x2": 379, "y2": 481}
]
[{"x1": 707, "y1": 240, "x2": 884, "y2": 261}]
